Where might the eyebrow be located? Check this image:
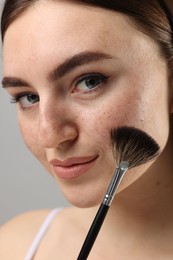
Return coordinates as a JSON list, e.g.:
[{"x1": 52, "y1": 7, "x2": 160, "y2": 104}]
[
  {"x1": 1, "y1": 77, "x2": 30, "y2": 89},
  {"x1": 48, "y1": 51, "x2": 113, "y2": 82},
  {"x1": 1, "y1": 51, "x2": 113, "y2": 88}
]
